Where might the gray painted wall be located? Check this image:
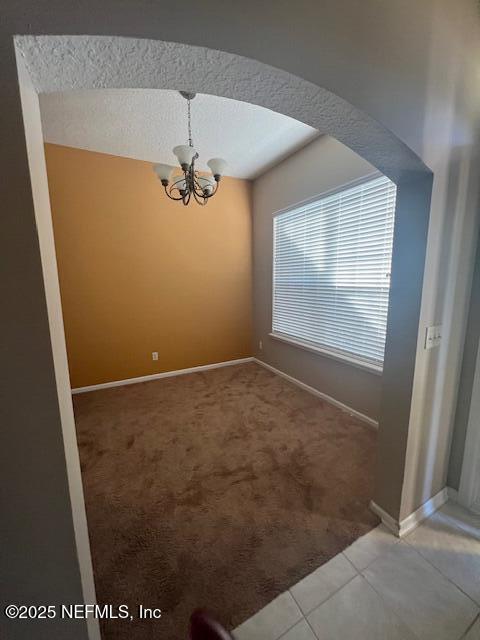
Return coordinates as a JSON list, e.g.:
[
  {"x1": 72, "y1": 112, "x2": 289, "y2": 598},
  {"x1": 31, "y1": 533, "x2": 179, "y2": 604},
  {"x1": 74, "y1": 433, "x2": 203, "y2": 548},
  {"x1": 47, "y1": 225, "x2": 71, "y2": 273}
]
[
  {"x1": 253, "y1": 135, "x2": 381, "y2": 420},
  {"x1": 448, "y1": 231, "x2": 480, "y2": 489},
  {"x1": 1, "y1": 49, "x2": 89, "y2": 640}
]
